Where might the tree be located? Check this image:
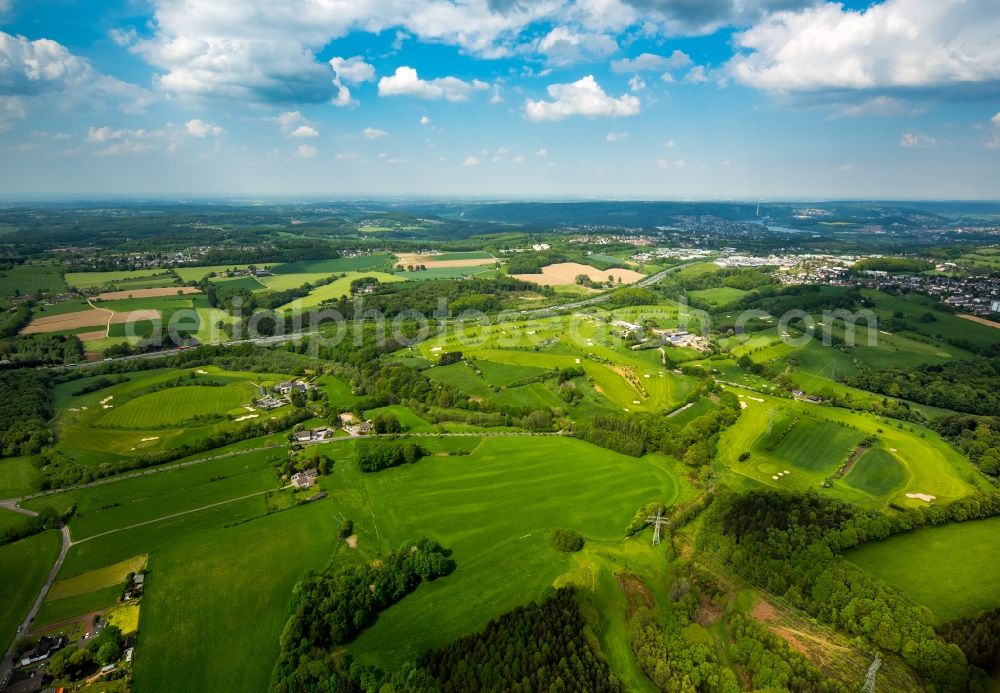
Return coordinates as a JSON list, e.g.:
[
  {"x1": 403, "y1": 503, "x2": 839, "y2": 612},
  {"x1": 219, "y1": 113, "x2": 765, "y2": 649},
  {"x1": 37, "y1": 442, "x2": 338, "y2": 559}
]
[{"x1": 97, "y1": 641, "x2": 120, "y2": 666}]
